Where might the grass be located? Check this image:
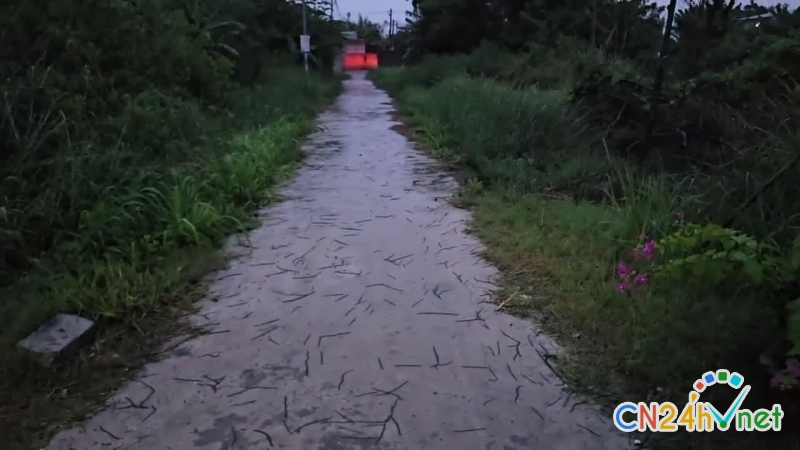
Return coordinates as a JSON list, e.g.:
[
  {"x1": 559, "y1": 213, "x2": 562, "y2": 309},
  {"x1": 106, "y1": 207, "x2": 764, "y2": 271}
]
[
  {"x1": 0, "y1": 66, "x2": 341, "y2": 450},
  {"x1": 369, "y1": 65, "x2": 798, "y2": 450},
  {"x1": 467, "y1": 191, "x2": 791, "y2": 449},
  {"x1": 0, "y1": 68, "x2": 340, "y2": 345}
]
